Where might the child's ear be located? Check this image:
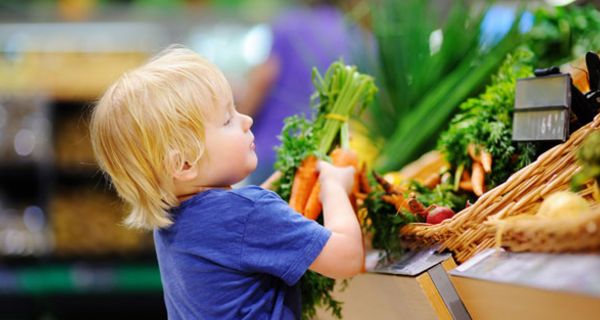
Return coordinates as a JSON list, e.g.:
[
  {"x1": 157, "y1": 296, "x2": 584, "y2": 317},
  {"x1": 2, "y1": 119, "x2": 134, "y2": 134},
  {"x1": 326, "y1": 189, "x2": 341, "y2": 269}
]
[
  {"x1": 170, "y1": 151, "x2": 199, "y2": 182},
  {"x1": 173, "y1": 161, "x2": 198, "y2": 182}
]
